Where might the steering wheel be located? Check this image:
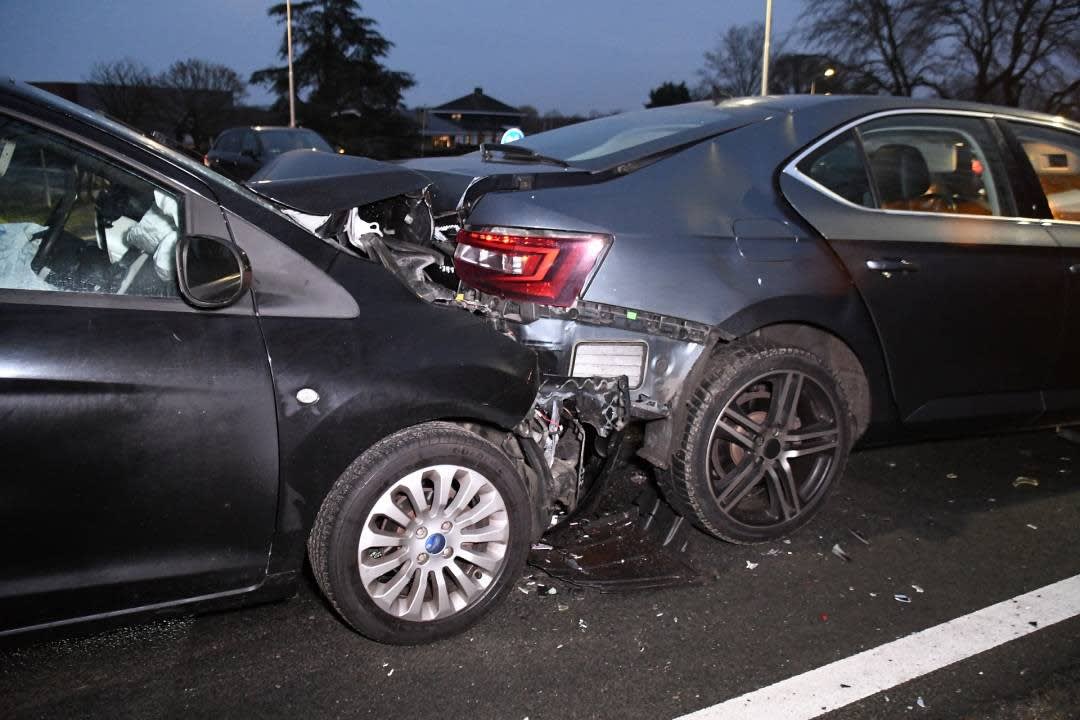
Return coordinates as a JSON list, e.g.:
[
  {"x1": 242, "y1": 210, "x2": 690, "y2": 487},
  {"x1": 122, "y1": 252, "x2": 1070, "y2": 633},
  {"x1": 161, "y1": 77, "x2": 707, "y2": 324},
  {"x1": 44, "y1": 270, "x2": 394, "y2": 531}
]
[{"x1": 30, "y1": 168, "x2": 80, "y2": 274}]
